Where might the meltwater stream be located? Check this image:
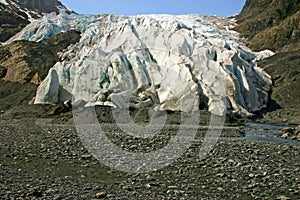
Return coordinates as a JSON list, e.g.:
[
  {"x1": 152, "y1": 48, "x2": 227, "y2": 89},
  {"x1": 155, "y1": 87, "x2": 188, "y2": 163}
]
[{"x1": 225, "y1": 123, "x2": 300, "y2": 145}]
